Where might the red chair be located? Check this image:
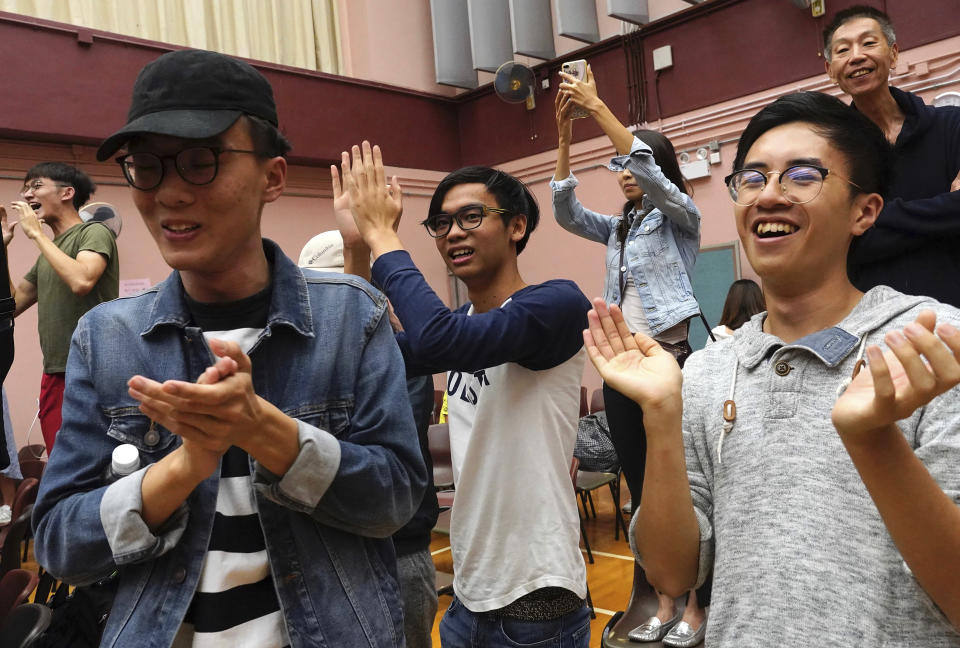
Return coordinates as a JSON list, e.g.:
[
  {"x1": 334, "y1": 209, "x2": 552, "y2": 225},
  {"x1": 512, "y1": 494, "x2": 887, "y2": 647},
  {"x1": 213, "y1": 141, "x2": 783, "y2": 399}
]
[
  {"x1": 6, "y1": 480, "x2": 38, "y2": 564},
  {"x1": 590, "y1": 388, "x2": 605, "y2": 414},
  {"x1": 17, "y1": 460, "x2": 45, "y2": 483},
  {"x1": 16, "y1": 445, "x2": 45, "y2": 463},
  {"x1": 432, "y1": 389, "x2": 444, "y2": 424},
  {"x1": 427, "y1": 423, "x2": 454, "y2": 491},
  {"x1": 0, "y1": 568, "x2": 39, "y2": 626},
  {"x1": 8, "y1": 480, "x2": 37, "y2": 526},
  {"x1": 0, "y1": 506, "x2": 32, "y2": 580}
]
